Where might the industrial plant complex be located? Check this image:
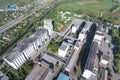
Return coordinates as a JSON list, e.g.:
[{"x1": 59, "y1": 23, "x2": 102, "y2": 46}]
[{"x1": 0, "y1": 0, "x2": 119, "y2": 80}]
